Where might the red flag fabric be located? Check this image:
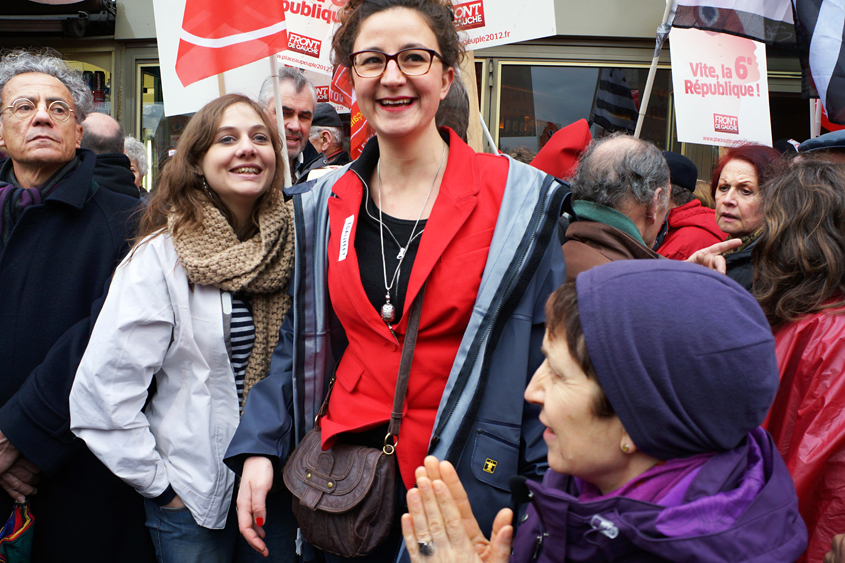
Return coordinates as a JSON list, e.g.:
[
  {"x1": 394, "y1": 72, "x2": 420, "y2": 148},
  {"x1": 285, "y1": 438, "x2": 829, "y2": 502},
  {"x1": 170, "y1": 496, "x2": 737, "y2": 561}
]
[
  {"x1": 175, "y1": 0, "x2": 287, "y2": 87},
  {"x1": 329, "y1": 66, "x2": 354, "y2": 109},
  {"x1": 329, "y1": 66, "x2": 374, "y2": 158},
  {"x1": 349, "y1": 101, "x2": 375, "y2": 159},
  {"x1": 822, "y1": 104, "x2": 845, "y2": 132}
]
